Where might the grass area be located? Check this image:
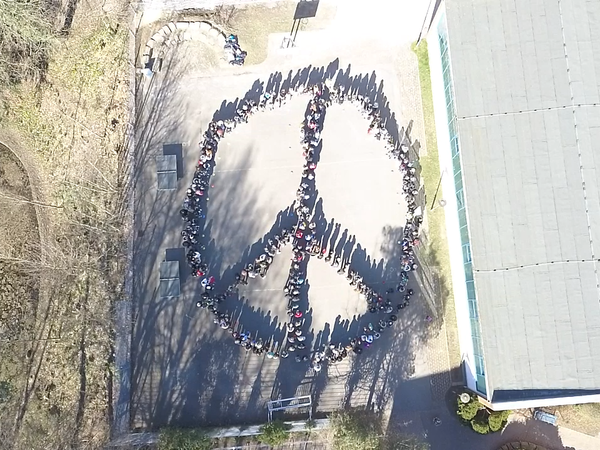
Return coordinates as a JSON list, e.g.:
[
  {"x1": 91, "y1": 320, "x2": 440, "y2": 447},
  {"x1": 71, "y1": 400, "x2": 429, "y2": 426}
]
[
  {"x1": 158, "y1": 412, "x2": 430, "y2": 450},
  {"x1": 411, "y1": 41, "x2": 461, "y2": 370},
  {"x1": 0, "y1": 0, "x2": 130, "y2": 448},
  {"x1": 12, "y1": 20, "x2": 127, "y2": 164},
  {"x1": 556, "y1": 403, "x2": 600, "y2": 436},
  {"x1": 178, "y1": 1, "x2": 336, "y2": 65},
  {"x1": 230, "y1": 2, "x2": 336, "y2": 65}
]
